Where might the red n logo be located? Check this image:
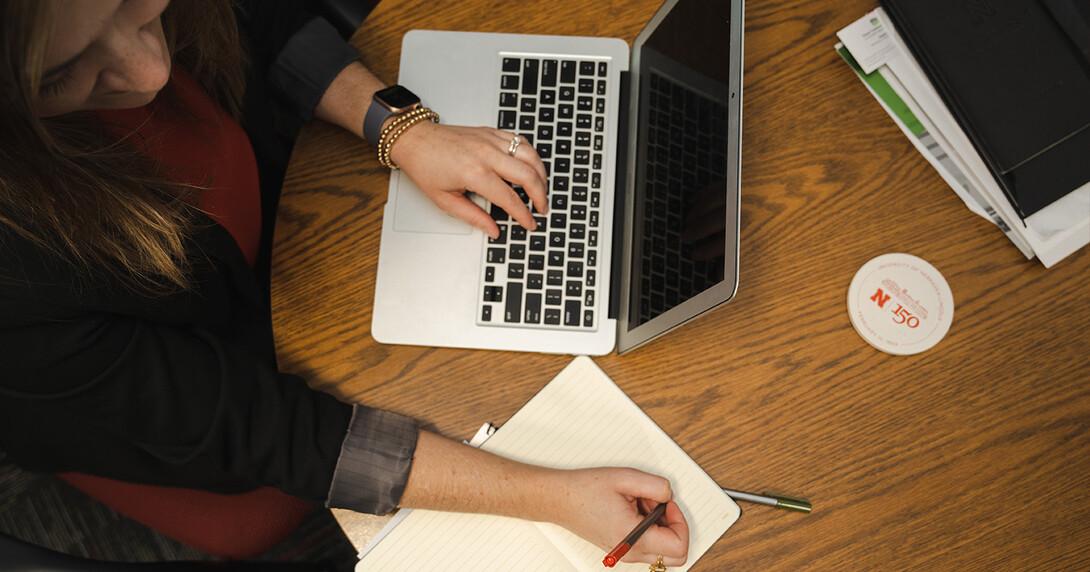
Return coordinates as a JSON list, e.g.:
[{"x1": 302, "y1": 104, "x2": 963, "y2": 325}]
[{"x1": 870, "y1": 289, "x2": 891, "y2": 308}]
